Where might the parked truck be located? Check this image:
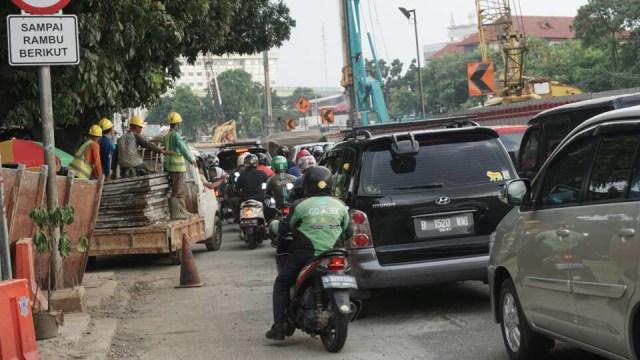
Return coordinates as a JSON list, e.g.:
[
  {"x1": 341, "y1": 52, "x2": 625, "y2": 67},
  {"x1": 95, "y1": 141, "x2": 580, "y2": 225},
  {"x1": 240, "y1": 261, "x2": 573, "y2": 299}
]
[{"x1": 89, "y1": 163, "x2": 222, "y2": 264}]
